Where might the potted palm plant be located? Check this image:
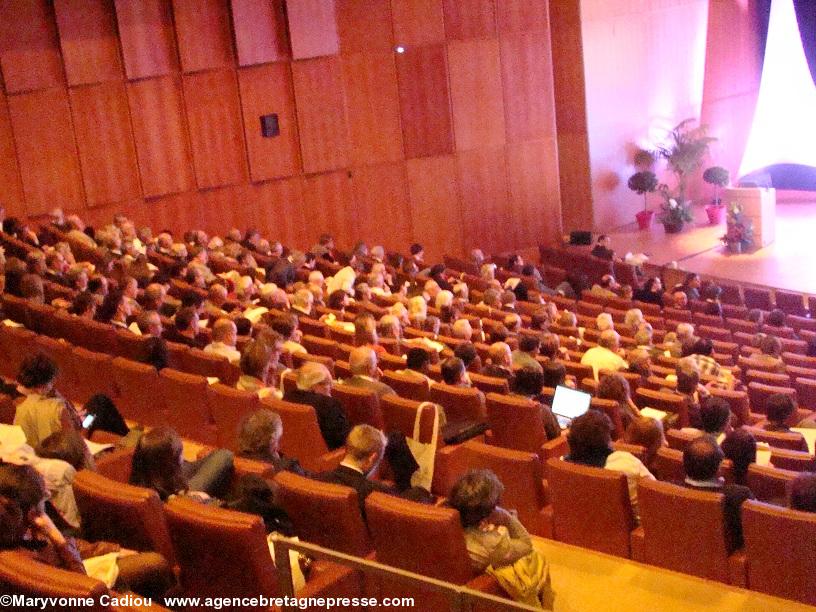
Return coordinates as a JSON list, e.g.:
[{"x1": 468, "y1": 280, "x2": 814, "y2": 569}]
[
  {"x1": 628, "y1": 171, "x2": 658, "y2": 229},
  {"x1": 703, "y1": 166, "x2": 729, "y2": 225},
  {"x1": 653, "y1": 119, "x2": 717, "y2": 233}
]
